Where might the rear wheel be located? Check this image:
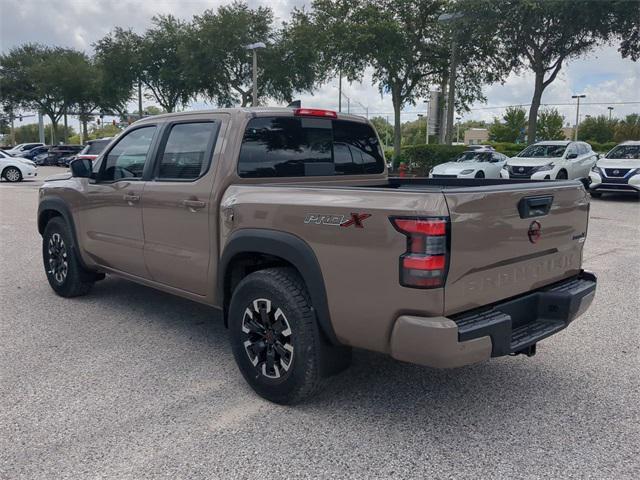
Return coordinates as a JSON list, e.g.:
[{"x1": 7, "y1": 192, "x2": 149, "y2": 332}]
[
  {"x1": 229, "y1": 267, "x2": 344, "y2": 404},
  {"x1": 42, "y1": 217, "x2": 95, "y2": 297},
  {"x1": 2, "y1": 166, "x2": 22, "y2": 182}
]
